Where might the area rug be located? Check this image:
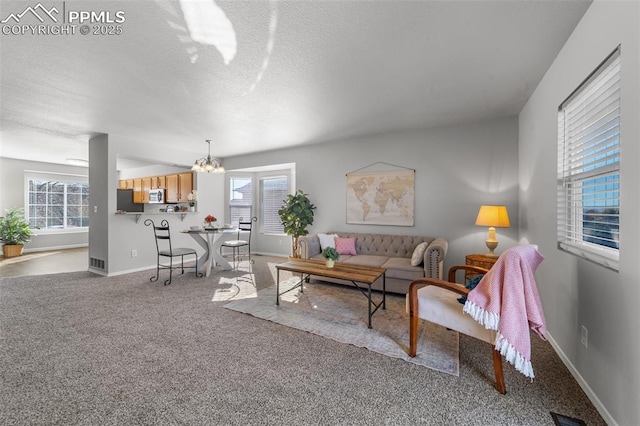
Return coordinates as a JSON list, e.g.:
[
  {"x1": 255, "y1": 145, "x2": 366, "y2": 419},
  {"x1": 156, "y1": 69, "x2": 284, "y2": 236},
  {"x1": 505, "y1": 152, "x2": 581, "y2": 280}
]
[{"x1": 224, "y1": 279, "x2": 459, "y2": 376}]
